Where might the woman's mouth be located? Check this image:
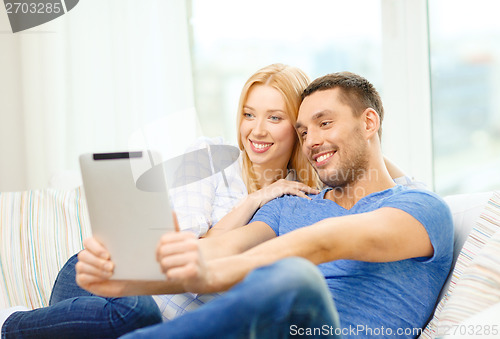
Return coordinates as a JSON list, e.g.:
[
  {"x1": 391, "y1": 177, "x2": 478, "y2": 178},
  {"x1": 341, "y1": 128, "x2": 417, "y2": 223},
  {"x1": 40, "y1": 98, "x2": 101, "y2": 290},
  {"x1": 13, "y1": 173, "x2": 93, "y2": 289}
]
[{"x1": 250, "y1": 140, "x2": 273, "y2": 153}]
